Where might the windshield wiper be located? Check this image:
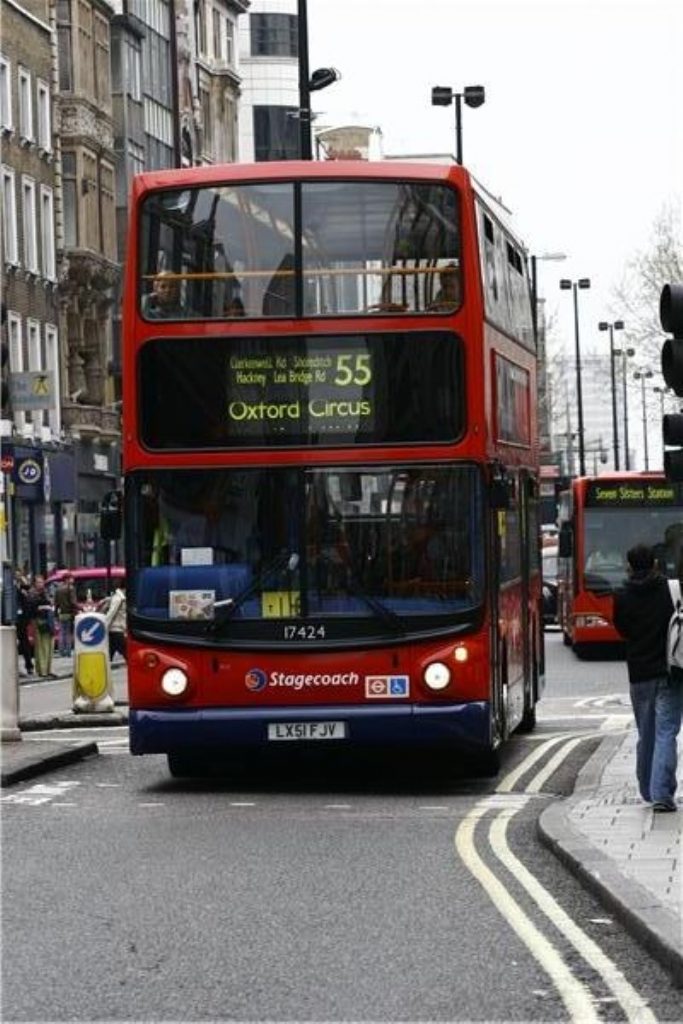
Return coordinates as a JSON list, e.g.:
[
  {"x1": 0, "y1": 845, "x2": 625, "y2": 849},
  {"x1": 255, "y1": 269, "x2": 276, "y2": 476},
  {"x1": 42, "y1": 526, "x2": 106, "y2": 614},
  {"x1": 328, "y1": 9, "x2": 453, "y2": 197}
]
[
  {"x1": 206, "y1": 551, "x2": 299, "y2": 634},
  {"x1": 318, "y1": 552, "x2": 406, "y2": 635}
]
